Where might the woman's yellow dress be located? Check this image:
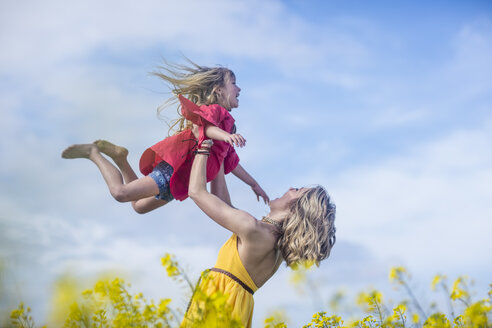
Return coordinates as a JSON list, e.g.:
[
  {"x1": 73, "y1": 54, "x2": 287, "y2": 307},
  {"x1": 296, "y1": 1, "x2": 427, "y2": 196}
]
[{"x1": 181, "y1": 234, "x2": 258, "y2": 327}]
